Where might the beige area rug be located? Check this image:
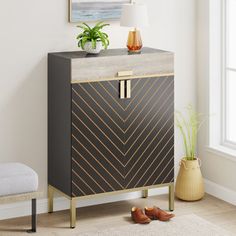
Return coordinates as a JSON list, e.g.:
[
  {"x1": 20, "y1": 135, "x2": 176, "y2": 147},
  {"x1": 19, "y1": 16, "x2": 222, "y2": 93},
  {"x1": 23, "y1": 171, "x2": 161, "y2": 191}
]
[{"x1": 80, "y1": 214, "x2": 234, "y2": 236}]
